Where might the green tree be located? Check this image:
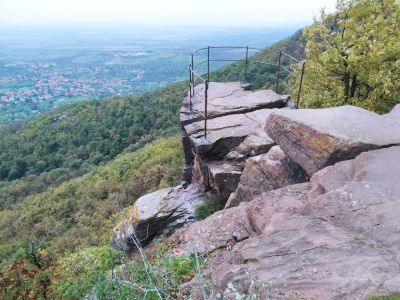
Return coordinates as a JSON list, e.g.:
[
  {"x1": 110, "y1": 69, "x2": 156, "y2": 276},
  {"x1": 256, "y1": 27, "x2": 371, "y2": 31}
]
[{"x1": 296, "y1": 0, "x2": 400, "y2": 113}]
